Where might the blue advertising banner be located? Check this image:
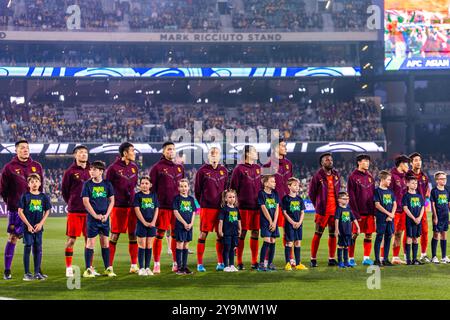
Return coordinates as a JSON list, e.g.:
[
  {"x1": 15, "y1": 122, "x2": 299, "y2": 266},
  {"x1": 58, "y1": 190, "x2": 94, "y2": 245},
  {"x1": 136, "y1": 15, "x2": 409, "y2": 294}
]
[{"x1": 0, "y1": 66, "x2": 361, "y2": 78}]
